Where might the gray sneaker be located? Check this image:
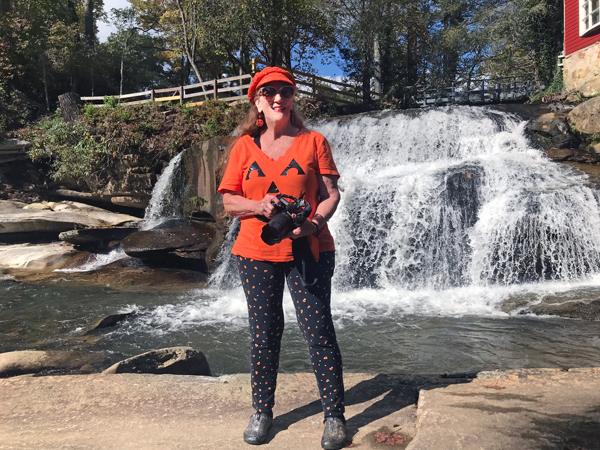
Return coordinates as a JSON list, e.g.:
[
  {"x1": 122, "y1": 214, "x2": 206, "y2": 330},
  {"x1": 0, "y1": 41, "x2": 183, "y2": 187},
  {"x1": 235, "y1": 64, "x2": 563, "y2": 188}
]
[
  {"x1": 321, "y1": 417, "x2": 348, "y2": 449},
  {"x1": 243, "y1": 412, "x2": 272, "y2": 445}
]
